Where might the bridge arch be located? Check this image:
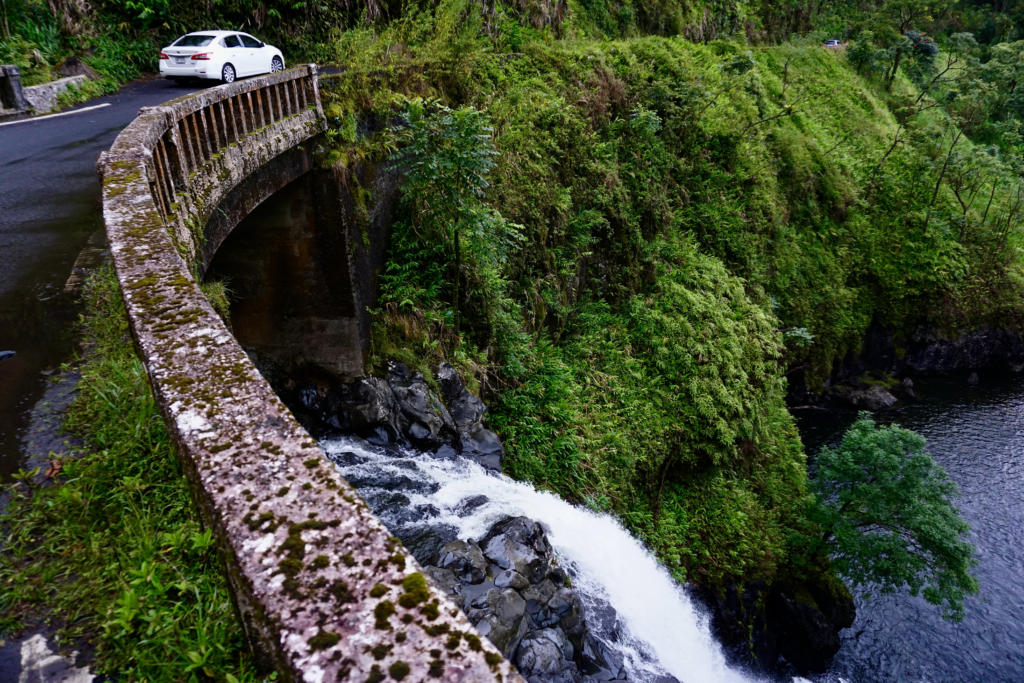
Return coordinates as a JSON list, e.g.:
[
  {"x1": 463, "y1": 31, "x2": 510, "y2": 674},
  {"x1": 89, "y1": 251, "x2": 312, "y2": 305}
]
[{"x1": 98, "y1": 66, "x2": 515, "y2": 681}]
